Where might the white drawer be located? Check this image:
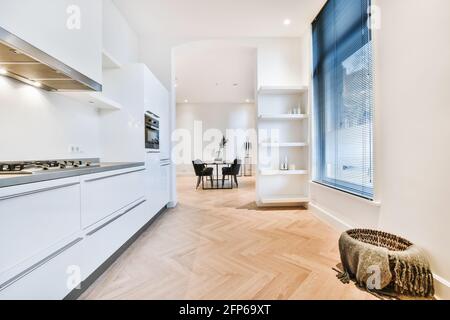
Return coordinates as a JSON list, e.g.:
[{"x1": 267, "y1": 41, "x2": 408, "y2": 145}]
[
  {"x1": 80, "y1": 198, "x2": 149, "y2": 281},
  {"x1": 0, "y1": 178, "x2": 81, "y2": 276},
  {"x1": 0, "y1": 237, "x2": 83, "y2": 300},
  {"x1": 81, "y1": 167, "x2": 145, "y2": 228}
]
